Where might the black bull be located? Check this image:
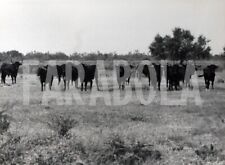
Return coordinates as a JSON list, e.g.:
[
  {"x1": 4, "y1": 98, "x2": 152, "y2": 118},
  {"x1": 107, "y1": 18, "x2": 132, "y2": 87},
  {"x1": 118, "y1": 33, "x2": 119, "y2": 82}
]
[
  {"x1": 139, "y1": 63, "x2": 162, "y2": 90},
  {"x1": 1, "y1": 61, "x2": 22, "y2": 84},
  {"x1": 198, "y1": 64, "x2": 218, "y2": 89},
  {"x1": 37, "y1": 63, "x2": 98, "y2": 91}
]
